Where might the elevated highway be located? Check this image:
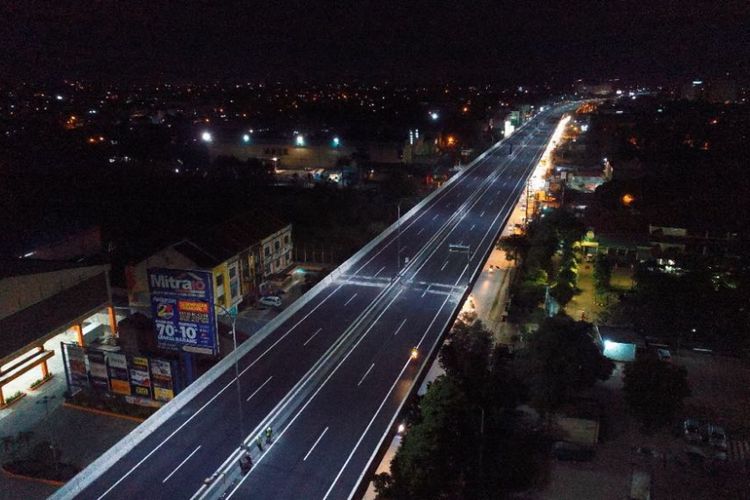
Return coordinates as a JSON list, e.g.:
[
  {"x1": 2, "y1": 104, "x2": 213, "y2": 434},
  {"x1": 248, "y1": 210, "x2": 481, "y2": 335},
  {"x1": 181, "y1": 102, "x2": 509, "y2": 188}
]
[{"x1": 54, "y1": 103, "x2": 574, "y2": 500}]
